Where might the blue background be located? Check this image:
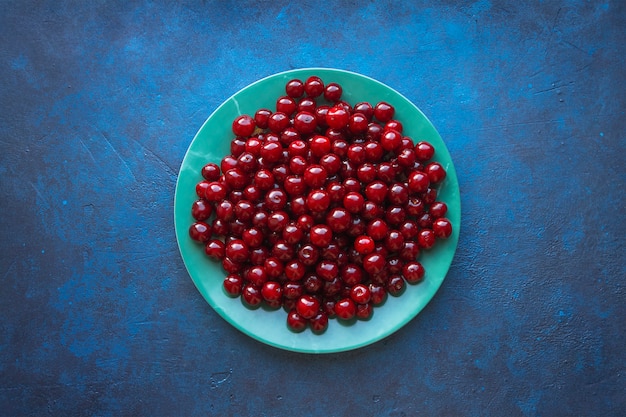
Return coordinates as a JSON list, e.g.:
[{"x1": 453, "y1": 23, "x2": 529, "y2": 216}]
[{"x1": 1, "y1": 1, "x2": 624, "y2": 416}]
